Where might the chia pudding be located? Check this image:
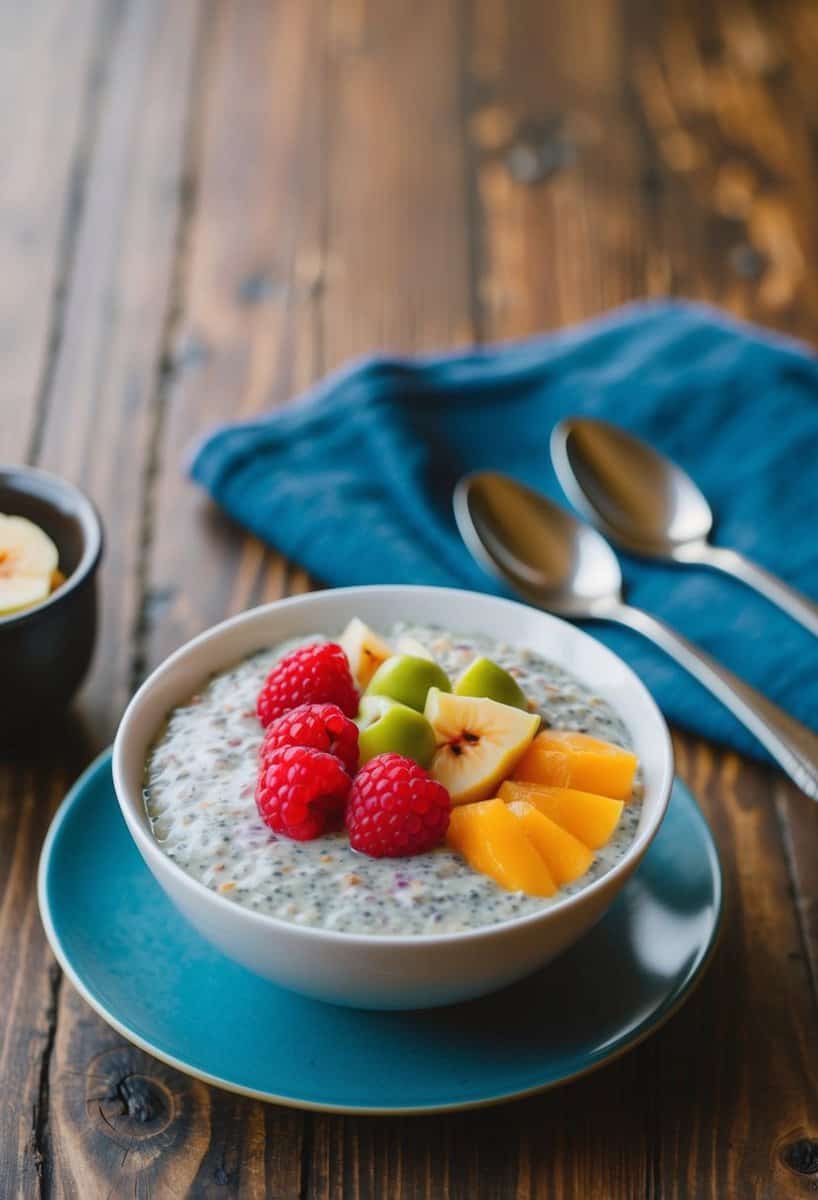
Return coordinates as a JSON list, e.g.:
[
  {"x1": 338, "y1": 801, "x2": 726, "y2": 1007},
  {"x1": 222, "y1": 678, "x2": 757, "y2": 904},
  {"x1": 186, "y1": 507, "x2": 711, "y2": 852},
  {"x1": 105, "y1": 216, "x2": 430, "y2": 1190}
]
[{"x1": 144, "y1": 623, "x2": 643, "y2": 936}]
